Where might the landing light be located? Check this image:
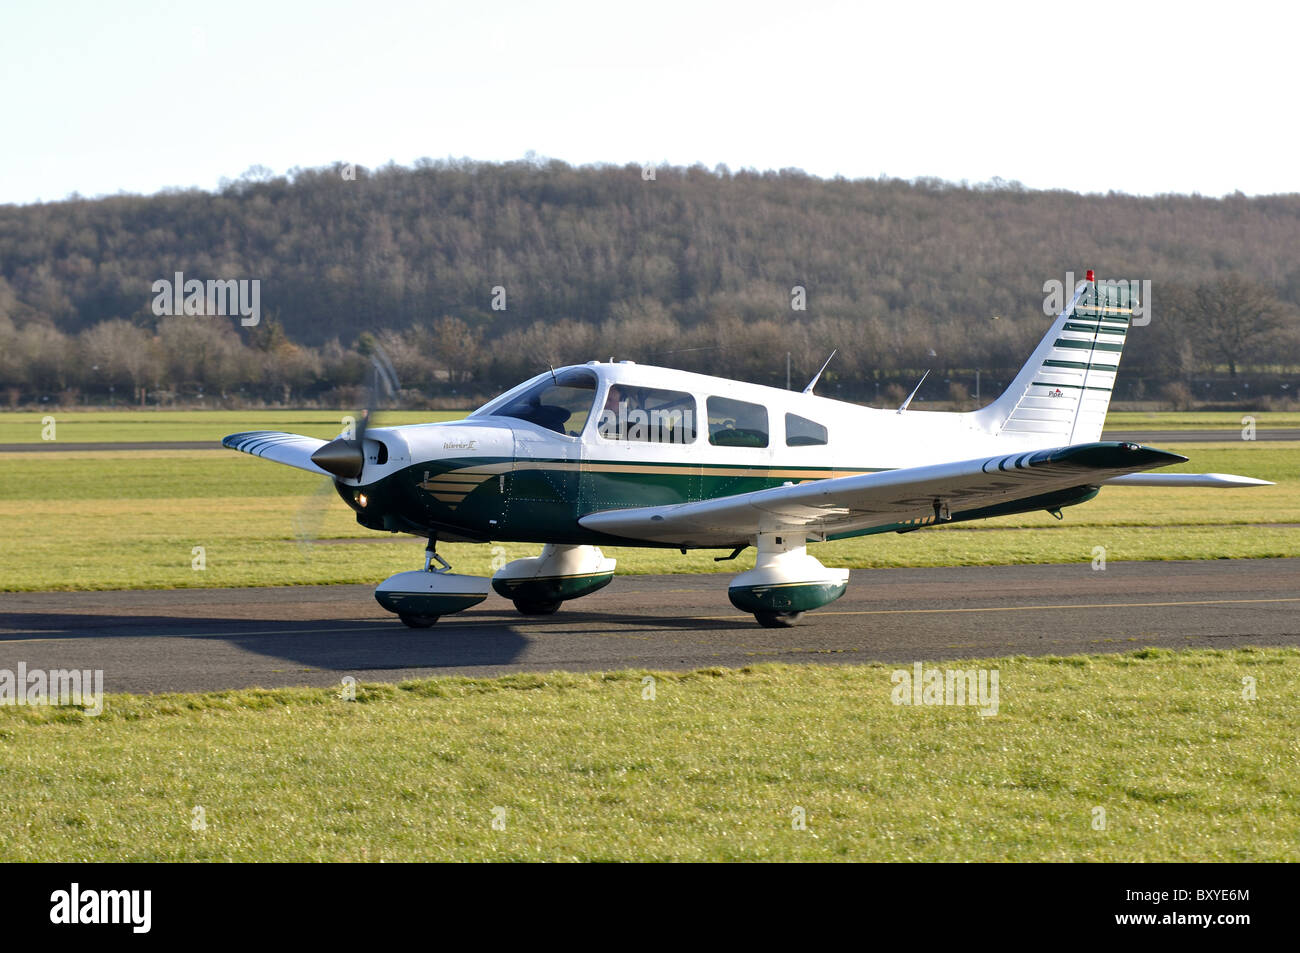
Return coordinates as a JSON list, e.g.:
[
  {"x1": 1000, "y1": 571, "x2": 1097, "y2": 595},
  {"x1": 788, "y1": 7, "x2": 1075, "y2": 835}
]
[{"x1": 357, "y1": 493, "x2": 368, "y2": 508}]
